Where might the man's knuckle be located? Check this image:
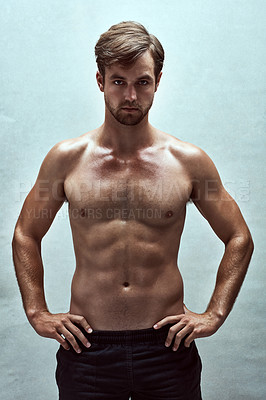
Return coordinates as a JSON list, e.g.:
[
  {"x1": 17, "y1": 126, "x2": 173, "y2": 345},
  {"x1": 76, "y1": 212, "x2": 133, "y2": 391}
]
[
  {"x1": 50, "y1": 331, "x2": 57, "y2": 338},
  {"x1": 65, "y1": 333, "x2": 73, "y2": 341},
  {"x1": 51, "y1": 326, "x2": 58, "y2": 334},
  {"x1": 54, "y1": 321, "x2": 63, "y2": 329}
]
